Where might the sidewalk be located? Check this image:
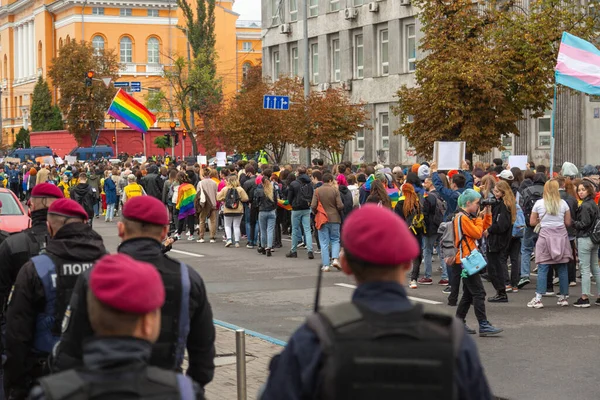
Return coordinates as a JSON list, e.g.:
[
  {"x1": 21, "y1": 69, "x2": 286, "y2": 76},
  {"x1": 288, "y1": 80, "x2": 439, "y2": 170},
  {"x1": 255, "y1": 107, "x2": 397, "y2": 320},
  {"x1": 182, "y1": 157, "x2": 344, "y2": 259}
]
[{"x1": 205, "y1": 325, "x2": 284, "y2": 400}]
